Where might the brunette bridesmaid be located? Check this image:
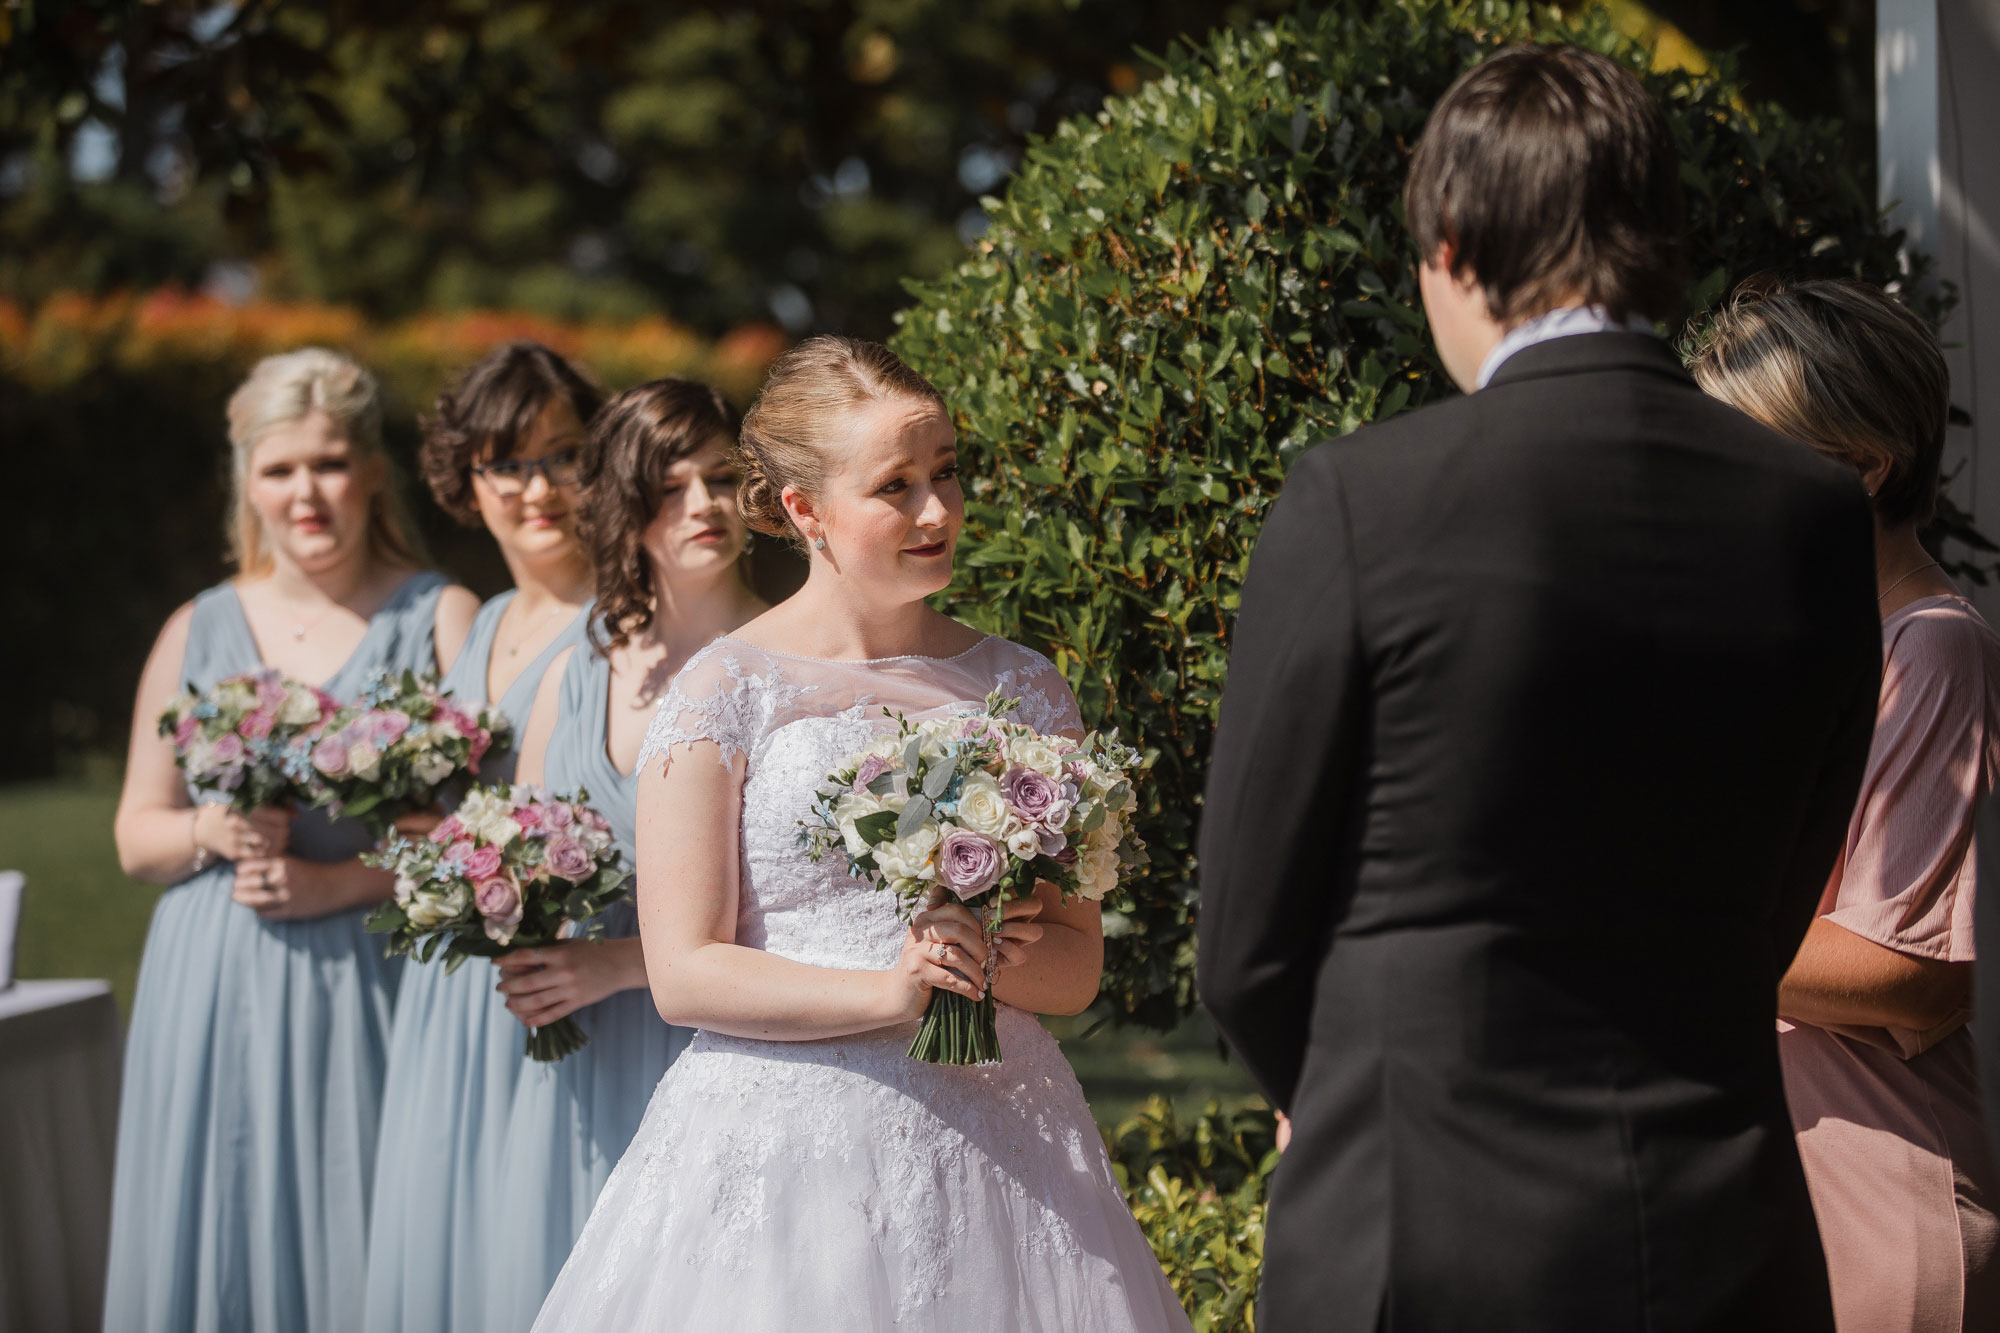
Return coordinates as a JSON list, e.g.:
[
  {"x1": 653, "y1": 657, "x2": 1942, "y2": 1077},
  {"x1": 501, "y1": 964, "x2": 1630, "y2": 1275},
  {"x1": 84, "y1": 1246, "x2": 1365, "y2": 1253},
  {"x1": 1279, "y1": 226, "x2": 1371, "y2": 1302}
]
[
  {"x1": 363, "y1": 342, "x2": 604, "y2": 1333},
  {"x1": 106, "y1": 347, "x2": 480, "y2": 1333},
  {"x1": 485, "y1": 378, "x2": 766, "y2": 1326}
]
